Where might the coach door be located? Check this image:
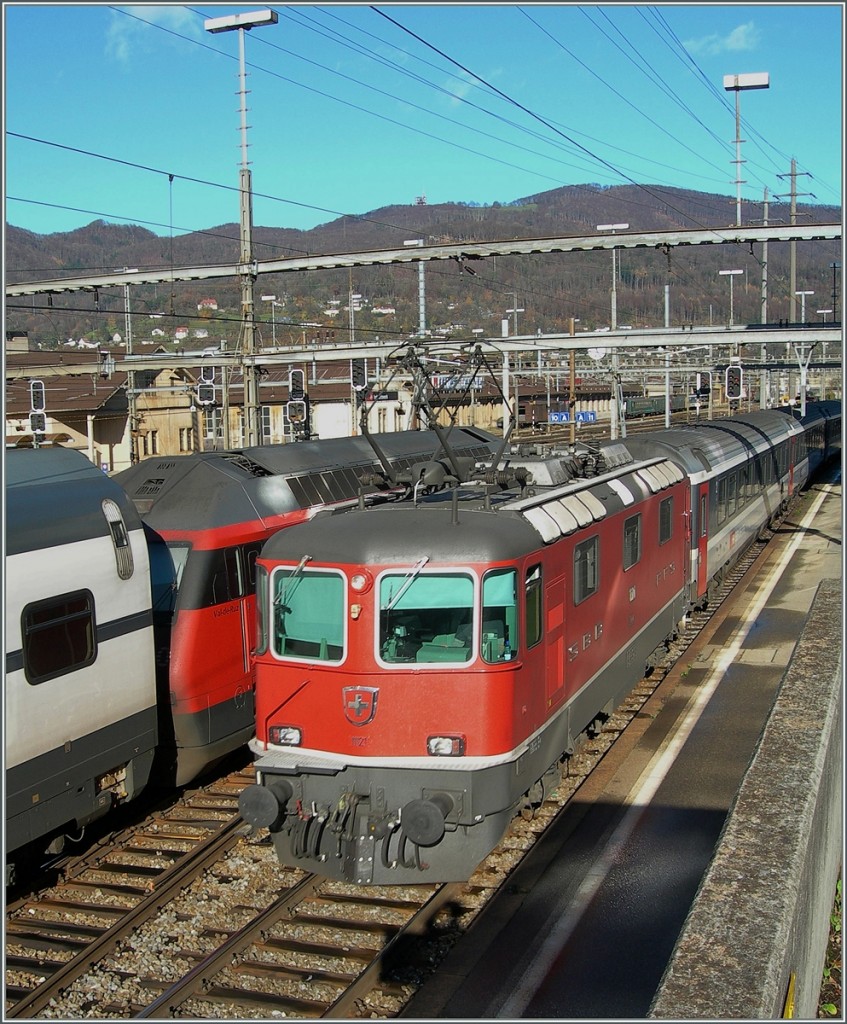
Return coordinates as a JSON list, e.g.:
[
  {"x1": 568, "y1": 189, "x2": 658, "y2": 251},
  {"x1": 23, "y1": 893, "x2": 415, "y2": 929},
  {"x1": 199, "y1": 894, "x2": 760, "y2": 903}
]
[
  {"x1": 545, "y1": 574, "x2": 565, "y2": 704},
  {"x1": 696, "y1": 483, "x2": 709, "y2": 599},
  {"x1": 240, "y1": 543, "x2": 264, "y2": 679},
  {"x1": 788, "y1": 436, "x2": 796, "y2": 496}
]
